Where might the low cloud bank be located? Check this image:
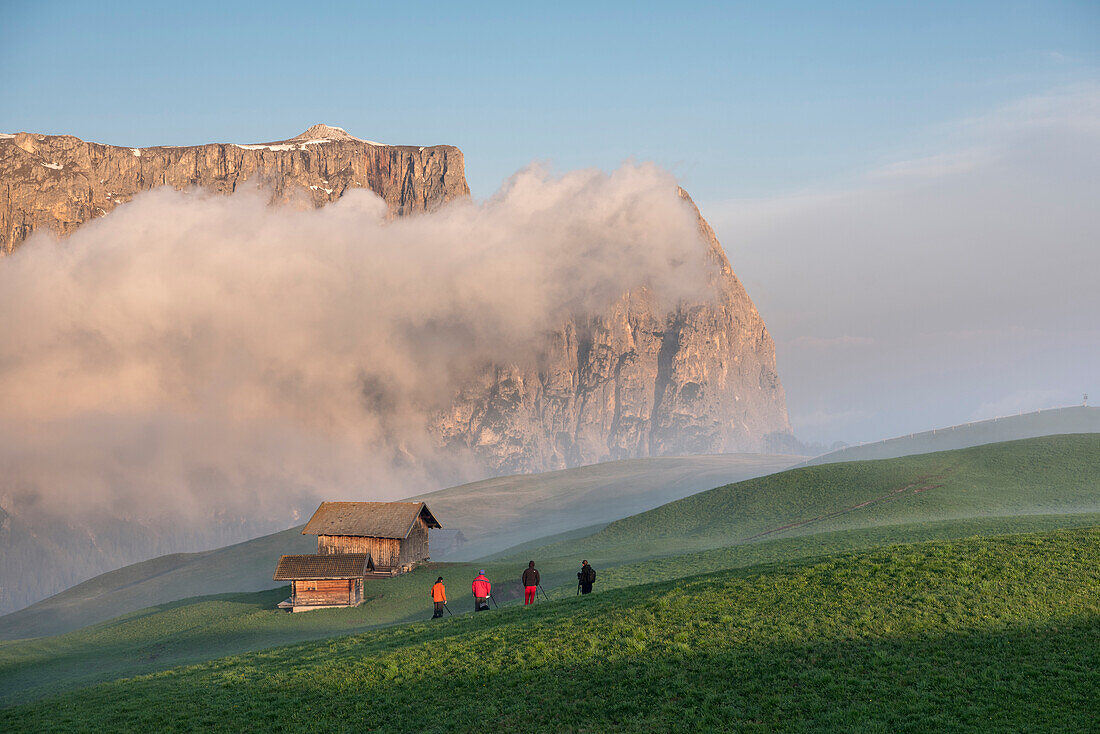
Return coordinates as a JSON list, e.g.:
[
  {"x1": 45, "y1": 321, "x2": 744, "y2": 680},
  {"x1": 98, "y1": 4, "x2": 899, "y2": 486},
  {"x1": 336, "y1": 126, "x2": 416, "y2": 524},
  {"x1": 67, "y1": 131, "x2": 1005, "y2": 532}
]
[{"x1": 0, "y1": 163, "x2": 709, "y2": 525}]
